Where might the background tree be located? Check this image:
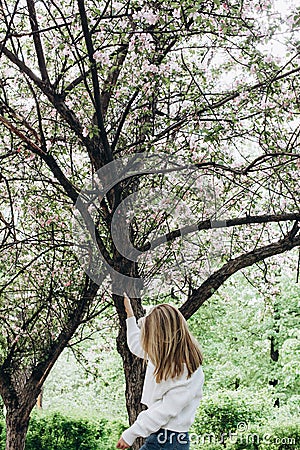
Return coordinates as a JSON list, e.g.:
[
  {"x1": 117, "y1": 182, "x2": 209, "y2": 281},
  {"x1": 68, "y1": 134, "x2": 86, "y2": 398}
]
[{"x1": 0, "y1": 0, "x2": 300, "y2": 449}]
